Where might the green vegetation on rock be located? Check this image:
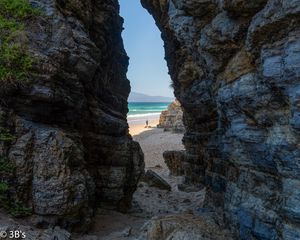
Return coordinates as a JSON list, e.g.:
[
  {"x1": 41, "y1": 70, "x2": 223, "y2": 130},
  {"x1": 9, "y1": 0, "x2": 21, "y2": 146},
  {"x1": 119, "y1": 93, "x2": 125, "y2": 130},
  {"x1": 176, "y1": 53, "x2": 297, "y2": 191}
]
[
  {"x1": 0, "y1": 0, "x2": 37, "y2": 216},
  {"x1": 0, "y1": 147, "x2": 31, "y2": 217},
  {"x1": 0, "y1": 180, "x2": 32, "y2": 217},
  {"x1": 0, "y1": 128, "x2": 15, "y2": 141},
  {"x1": 0, "y1": 181, "x2": 9, "y2": 210},
  {"x1": 0, "y1": 0, "x2": 40, "y2": 18},
  {"x1": 0, "y1": 156, "x2": 15, "y2": 172},
  {"x1": 8, "y1": 201, "x2": 32, "y2": 217},
  {"x1": 0, "y1": 182, "x2": 8, "y2": 194},
  {"x1": 0, "y1": 0, "x2": 39, "y2": 88}
]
